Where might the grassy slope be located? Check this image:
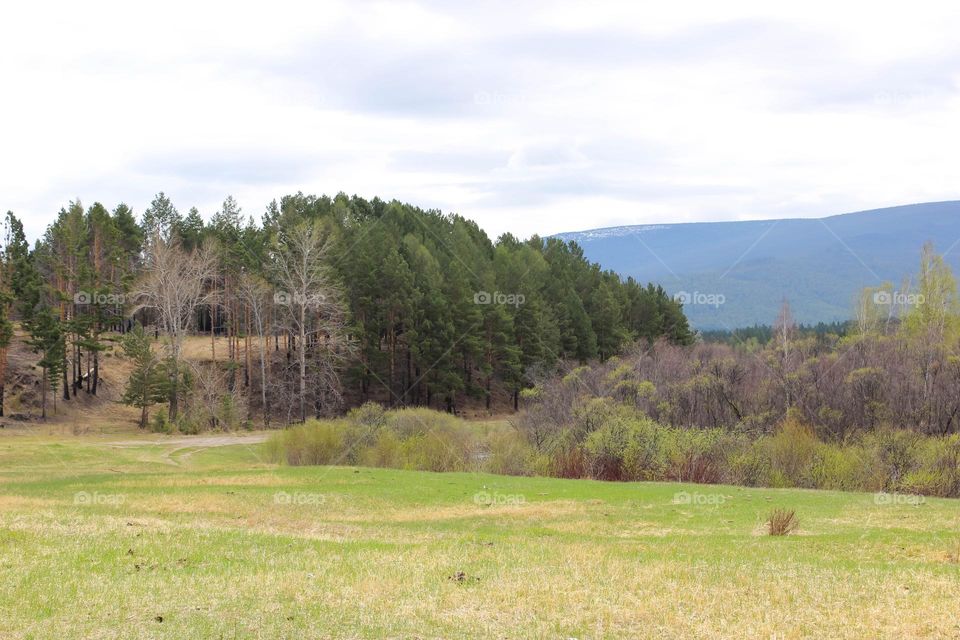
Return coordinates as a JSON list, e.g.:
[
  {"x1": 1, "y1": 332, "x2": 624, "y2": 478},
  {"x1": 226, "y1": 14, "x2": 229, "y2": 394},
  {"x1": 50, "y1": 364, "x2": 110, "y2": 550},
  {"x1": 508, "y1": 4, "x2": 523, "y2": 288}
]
[{"x1": 0, "y1": 435, "x2": 958, "y2": 639}]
